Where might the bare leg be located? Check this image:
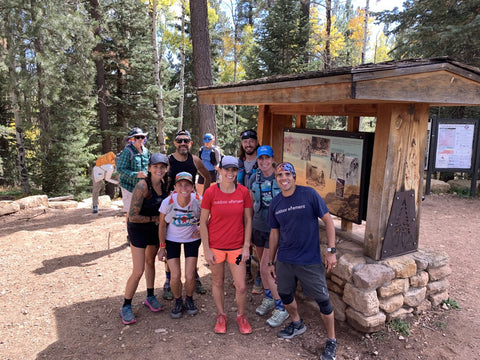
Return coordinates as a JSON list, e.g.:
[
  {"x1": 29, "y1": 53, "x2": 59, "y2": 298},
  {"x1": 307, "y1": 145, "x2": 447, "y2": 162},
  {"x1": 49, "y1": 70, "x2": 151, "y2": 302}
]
[
  {"x1": 124, "y1": 245, "x2": 146, "y2": 299},
  {"x1": 144, "y1": 245, "x2": 158, "y2": 289},
  {"x1": 166, "y1": 257, "x2": 182, "y2": 298},
  {"x1": 228, "y1": 261, "x2": 247, "y2": 315},
  {"x1": 184, "y1": 257, "x2": 198, "y2": 297},
  {"x1": 283, "y1": 298, "x2": 301, "y2": 322},
  {"x1": 210, "y1": 262, "x2": 226, "y2": 314},
  {"x1": 321, "y1": 311, "x2": 336, "y2": 339}
]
